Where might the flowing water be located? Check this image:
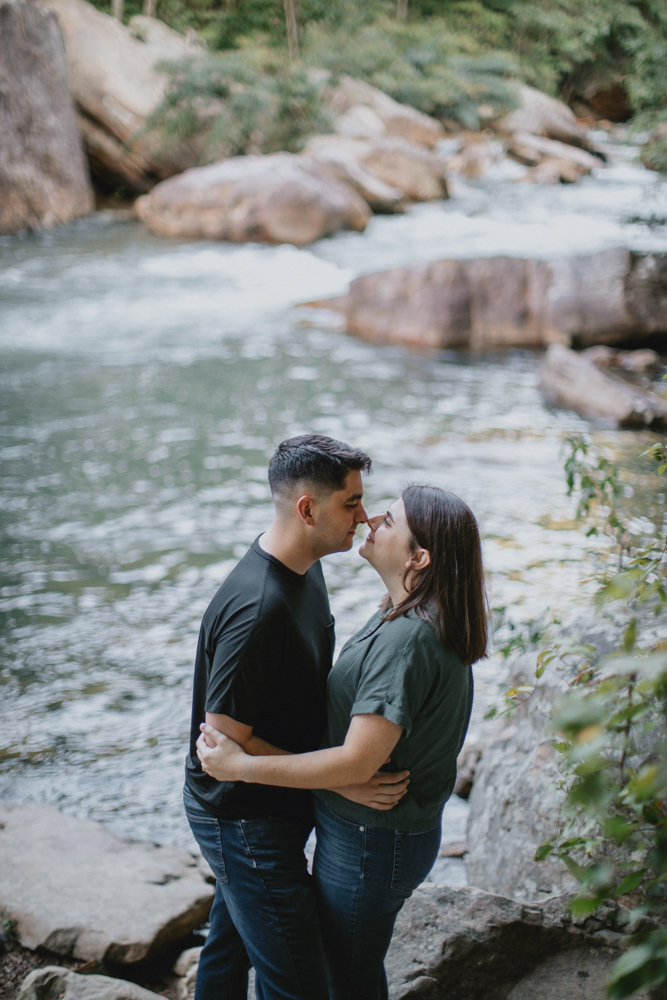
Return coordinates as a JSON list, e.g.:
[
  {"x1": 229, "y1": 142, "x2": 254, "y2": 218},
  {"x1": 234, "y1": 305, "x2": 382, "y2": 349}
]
[{"x1": 1, "y1": 145, "x2": 667, "y2": 886}]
